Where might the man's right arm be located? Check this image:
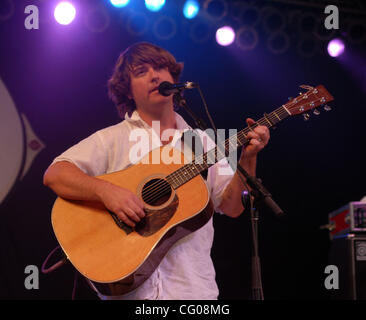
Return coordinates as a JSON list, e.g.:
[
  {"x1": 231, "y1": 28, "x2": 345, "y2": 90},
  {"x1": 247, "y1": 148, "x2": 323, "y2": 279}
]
[
  {"x1": 43, "y1": 161, "x2": 107, "y2": 201},
  {"x1": 43, "y1": 161, "x2": 145, "y2": 226}
]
